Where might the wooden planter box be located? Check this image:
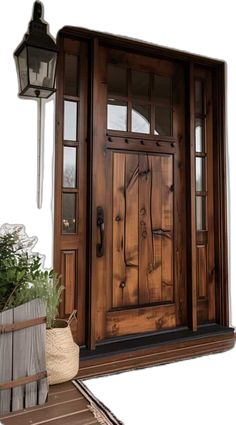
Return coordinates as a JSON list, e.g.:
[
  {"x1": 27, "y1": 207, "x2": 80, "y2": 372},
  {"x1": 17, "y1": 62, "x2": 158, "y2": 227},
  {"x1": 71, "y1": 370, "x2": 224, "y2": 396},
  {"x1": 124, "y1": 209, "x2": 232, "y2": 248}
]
[{"x1": 0, "y1": 299, "x2": 48, "y2": 416}]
